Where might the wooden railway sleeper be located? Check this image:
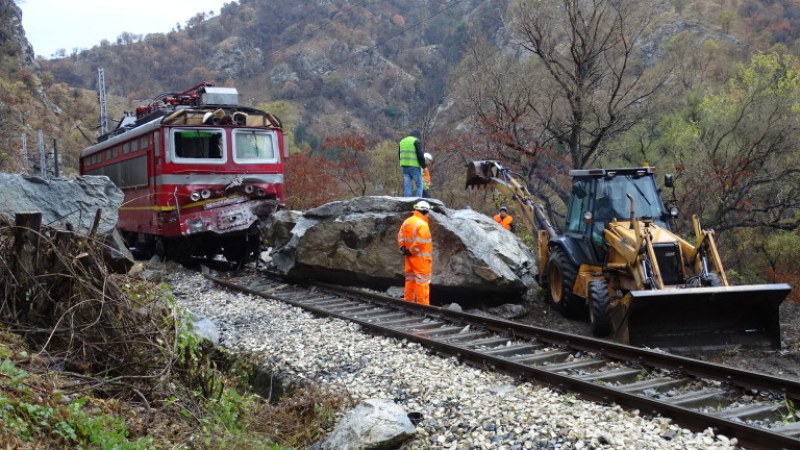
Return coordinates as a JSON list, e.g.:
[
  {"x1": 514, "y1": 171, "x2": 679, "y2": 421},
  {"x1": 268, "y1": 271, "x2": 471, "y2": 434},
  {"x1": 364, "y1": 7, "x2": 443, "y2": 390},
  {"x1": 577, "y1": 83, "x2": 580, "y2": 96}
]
[
  {"x1": 715, "y1": 402, "x2": 787, "y2": 422},
  {"x1": 619, "y1": 377, "x2": 687, "y2": 394},
  {"x1": 510, "y1": 350, "x2": 571, "y2": 365},
  {"x1": 414, "y1": 326, "x2": 469, "y2": 338},
  {"x1": 395, "y1": 321, "x2": 447, "y2": 331},
  {"x1": 297, "y1": 297, "x2": 353, "y2": 307},
  {"x1": 355, "y1": 310, "x2": 405, "y2": 320},
  {"x1": 546, "y1": 358, "x2": 607, "y2": 373},
  {"x1": 483, "y1": 343, "x2": 543, "y2": 357},
  {"x1": 373, "y1": 317, "x2": 421, "y2": 327},
  {"x1": 578, "y1": 367, "x2": 643, "y2": 383},
  {"x1": 662, "y1": 389, "x2": 729, "y2": 408},
  {"x1": 771, "y1": 421, "x2": 800, "y2": 438},
  {"x1": 459, "y1": 336, "x2": 512, "y2": 349},
  {"x1": 328, "y1": 304, "x2": 379, "y2": 314},
  {"x1": 443, "y1": 331, "x2": 493, "y2": 343}
]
